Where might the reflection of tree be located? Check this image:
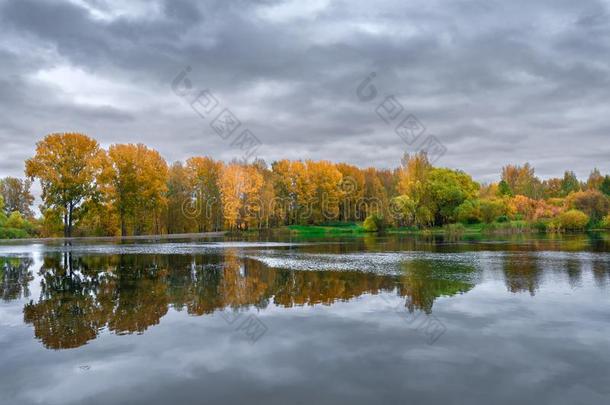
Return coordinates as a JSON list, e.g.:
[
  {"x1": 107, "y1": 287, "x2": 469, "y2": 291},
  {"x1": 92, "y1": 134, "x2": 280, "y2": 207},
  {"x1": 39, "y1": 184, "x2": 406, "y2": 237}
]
[
  {"x1": 23, "y1": 253, "x2": 169, "y2": 349},
  {"x1": 503, "y1": 254, "x2": 542, "y2": 296},
  {"x1": 23, "y1": 253, "x2": 109, "y2": 349},
  {"x1": 592, "y1": 259, "x2": 609, "y2": 288},
  {"x1": 565, "y1": 259, "x2": 583, "y2": 288},
  {"x1": 398, "y1": 260, "x2": 475, "y2": 313},
  {"x1": 270, "y1": 267, "x2": 396, "y2": 307},
  {"x1": 107, "y1": 255, "x2": 168, "y2": 334},
  {"x1": 220, "y1": 250, "x2": 269, "y2": 308},
  {"x1": 0, "y1": 257, "x2": 33, "y2": 301},
  {"x1": 21, "y1": 251, "x2": 480, "y2": 350}
]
